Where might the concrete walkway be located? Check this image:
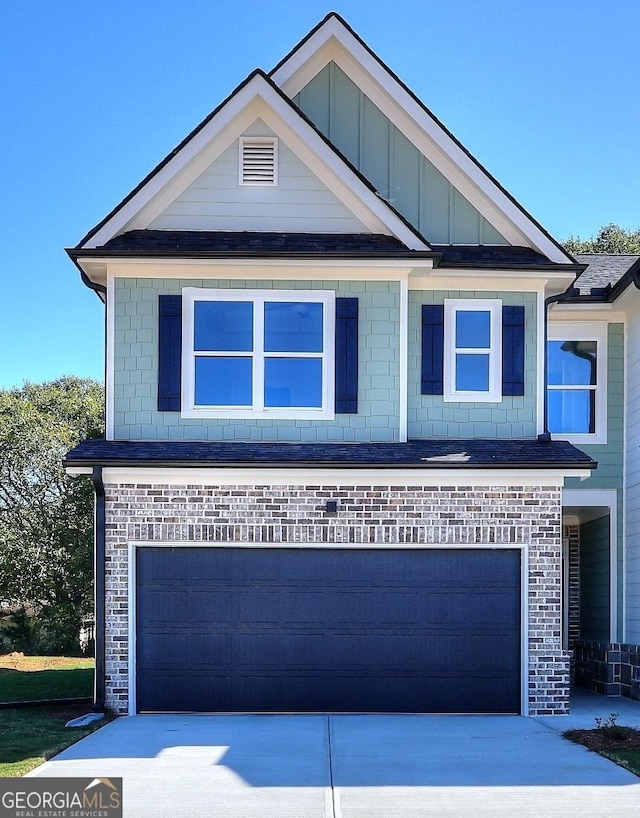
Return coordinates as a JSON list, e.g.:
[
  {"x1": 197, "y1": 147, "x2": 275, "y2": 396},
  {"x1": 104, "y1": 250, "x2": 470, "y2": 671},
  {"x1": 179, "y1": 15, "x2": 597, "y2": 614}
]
[{"x1": 28, "y1": 694, "x2": 640, "y2": 818}]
